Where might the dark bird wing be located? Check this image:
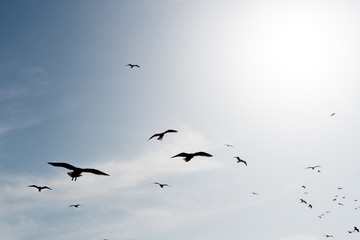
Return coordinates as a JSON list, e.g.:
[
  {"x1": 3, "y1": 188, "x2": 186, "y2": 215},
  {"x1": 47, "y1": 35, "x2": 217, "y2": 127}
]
[
  {"x1": 148, "y1": 133, "x2": 160, "y2": 140},
  {"x1": 48, "y1": 162, "x2": 77, "y2": 170},
  {"x1": 41, "y1": 186, "x2": 52, "y2": 190},
  {"x1": 28, "y1": 185, "x2": 39, "y2": 188},
  {"x1": 171, "y1": 152, "x2": 189, "y2": 158},
  {"x1": 82, "y1": 168, "x2": 109, "y2": 176},
  {"x1": 194, "y1": 152, "x2": 212, "y2": 157},
  {"x1": 133, "y1": 64, "x2": 140, "y2": 68},
  {"x1": 164, "y1": 129, "x2": 178, "y2": 134}
]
